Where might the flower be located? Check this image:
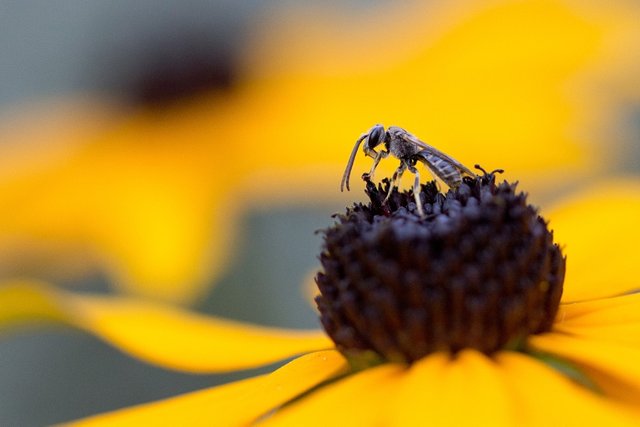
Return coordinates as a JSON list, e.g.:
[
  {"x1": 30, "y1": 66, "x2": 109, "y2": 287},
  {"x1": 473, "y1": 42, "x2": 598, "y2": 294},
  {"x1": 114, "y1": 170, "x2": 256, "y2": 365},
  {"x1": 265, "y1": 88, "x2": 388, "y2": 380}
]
[
  {"x1": 316, "y1": 172, "x2": 565, "y2": 362},
  {"x1": 0, "y1": 0, "x2": 638, "y2": 302},
  {"x1": 0, "y1": 95, "x2": 243, "y2": 303},
  {"x1": 3, "y1": 173, "x2": 640, "y2": 425}
]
